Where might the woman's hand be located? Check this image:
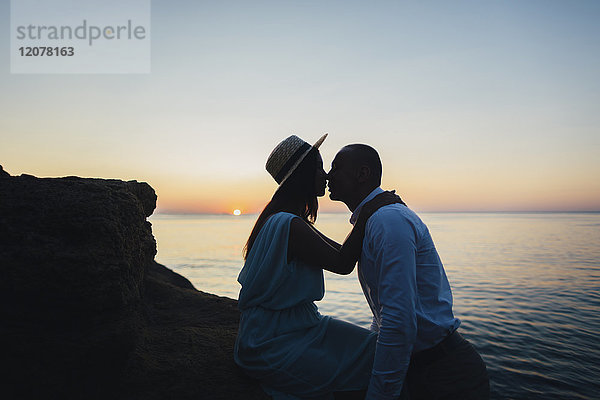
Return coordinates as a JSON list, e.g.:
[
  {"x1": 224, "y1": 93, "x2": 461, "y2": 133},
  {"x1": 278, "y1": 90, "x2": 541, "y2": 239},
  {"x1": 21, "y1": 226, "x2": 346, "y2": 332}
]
[{"x1": 357, "y1": 190, "x2": 405, "y2": 225}]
